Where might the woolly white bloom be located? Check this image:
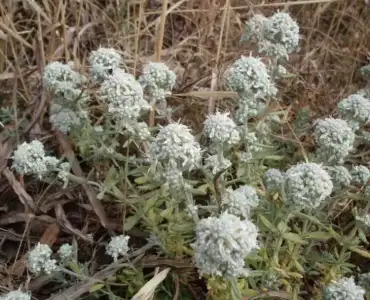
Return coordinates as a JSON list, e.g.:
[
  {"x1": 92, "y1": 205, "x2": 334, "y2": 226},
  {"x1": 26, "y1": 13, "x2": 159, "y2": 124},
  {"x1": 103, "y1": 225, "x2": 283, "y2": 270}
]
[
  {"x1": 138, "y1": 62, "x2": 176, "y2": 102},
  {"x1": 56, "y1": 162, "x2": 71, "y2": 186},
  {"x1": 327, "y1": 166, "x2": 352, "y2": 189},
  {"x1": 192, "y1": 212, "x2": 258, "y2": 277},
  {"x1": 2, "y1": 291, "x2": 31, "y2": 300},
  {"x1": 148, "y1": 123, "x2": 201, "y2": 171},
  {"x1": 223, "y1": 185, "x2": 260, "y2": 218},
  {"x1": 100, "y1": 69, "x2": 150, "y2": 121},
  {"x1": 49, "y1": 107, "x2": 82, "y2": 134},
  {"x1": 239, "y1": 151, "x2": 252, "y2": 163},
  {"x1": 186, "y1": 204, "x2": 199, "y2": 219},
  {"x1": 235, "y1": 96, "x2": 267, "y2": 123},
  {"x1": 106, "y1": 235, "x2": 130, "y2": 261},
  {"x1": 12, "y1": 140, "x2": 48, "y2": 177},
  {"x1": 89, "y1": 47, "x2": 122, "y2": 82},
  {"x1": 242, "y1": 14, "x2": 267, "y2": 43},
  {"x1": 358, "y1": 273, "x2": 370, "y2": 290},
  {"x1": 203, "y1": 112, "x2": 240, "y2": 147},
  {"x1": 163, "y1": 166, "x2": 188, "y2": 194},
  {"x1": 337, "y1": 93, "x2": 370, "y2": 130},
  {"x1": 284, "y1": 163, "x2": 333, "y2": 209},
  {"x1": 244, "y1": 131, "x2": 263, "y2": 153},
  {"x1": 58, "y1": 243, "x2": 73, "y2": 261},
  {"x1": 224, "y1": 56, "x2": 277, "y2": 98},
  {"x1": 351, "y1": 165, "x2": 370, "y2": 185},
  {"x1": 313, "y1": 118, "x2": 355, "y2": 164},
  {"x1": 125, "y1": 121, "x2": 151, "y2": 140},
  {"x1": 28, "y1": 243, "x2": 58, "y2": 275},
  {"x1": 204, "y1": 155, "x2": 232, "y2": 174},
  {"x1": 264, "y1": 168, "x2": 285, "y2": 191},
  {"x1": 323, "y1": 277, "x2": 365, "y2": 300}
]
